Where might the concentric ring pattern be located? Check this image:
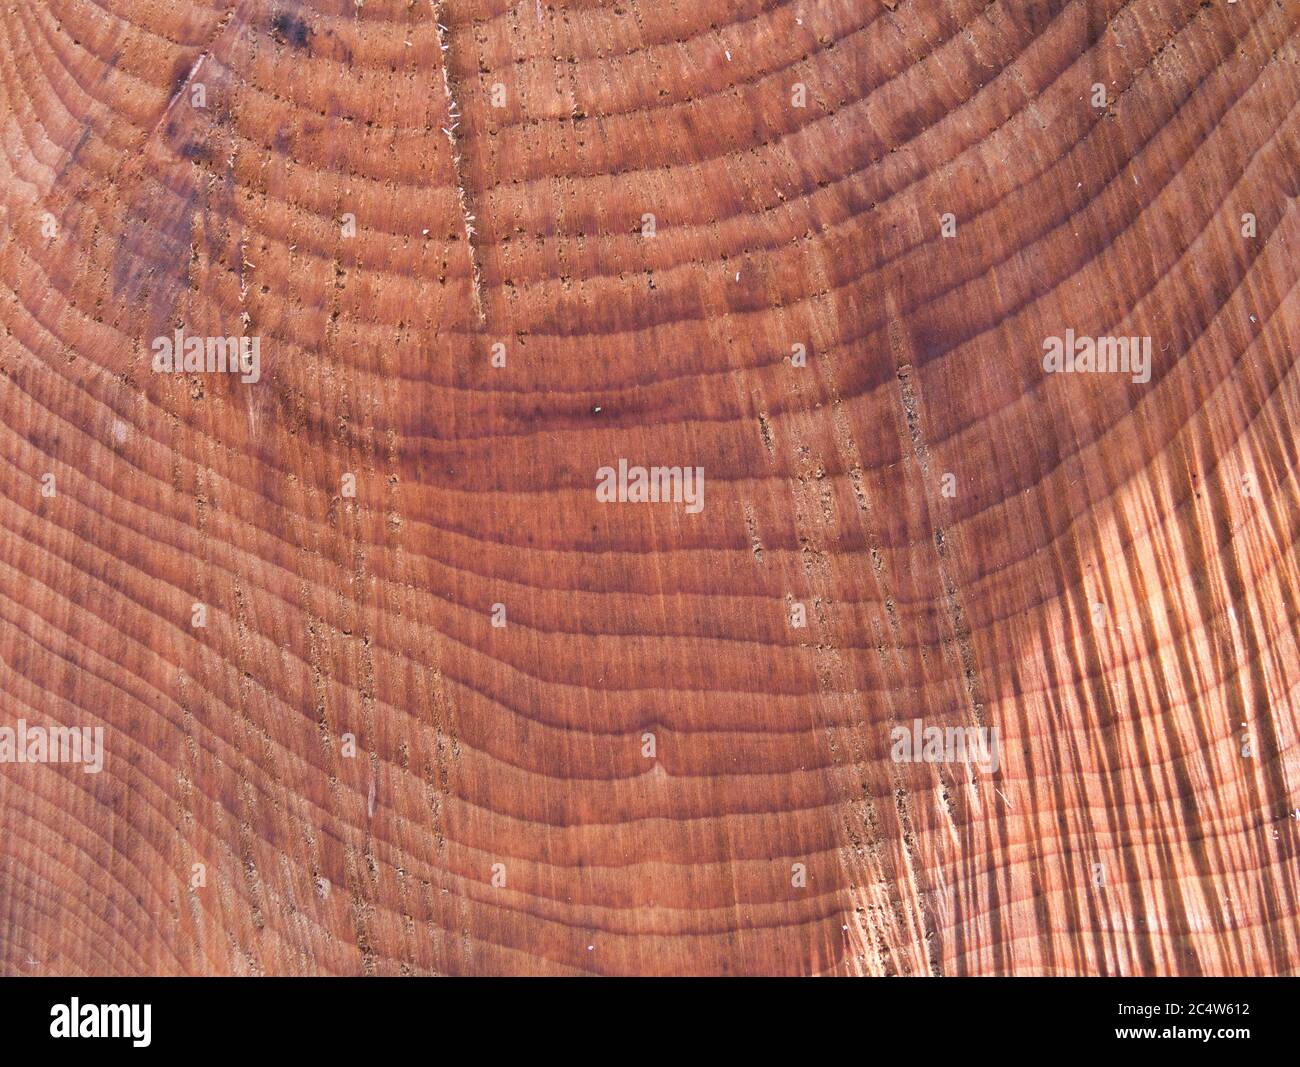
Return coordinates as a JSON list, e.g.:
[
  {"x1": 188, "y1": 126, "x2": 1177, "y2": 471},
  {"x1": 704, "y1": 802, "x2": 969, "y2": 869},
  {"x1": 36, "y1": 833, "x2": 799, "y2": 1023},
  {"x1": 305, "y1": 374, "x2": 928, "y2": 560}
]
[{"x1": 1, "y1": 0, "x2": 1297, "y2": 976}]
